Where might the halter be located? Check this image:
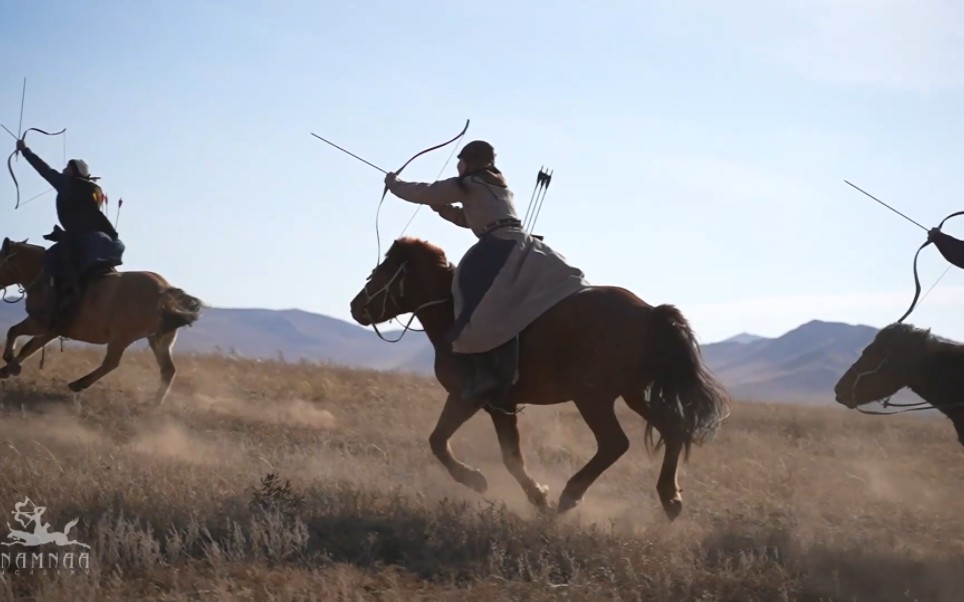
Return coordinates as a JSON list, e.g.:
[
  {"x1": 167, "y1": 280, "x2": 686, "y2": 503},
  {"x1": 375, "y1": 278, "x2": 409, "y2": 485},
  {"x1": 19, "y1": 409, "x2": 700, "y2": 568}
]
[
  {"x1": 358, "y1": 260, "x2": 448, "y2": 343},
  {"x1": 849, "y1": 351, "x2": 964, "y2": 416}
]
